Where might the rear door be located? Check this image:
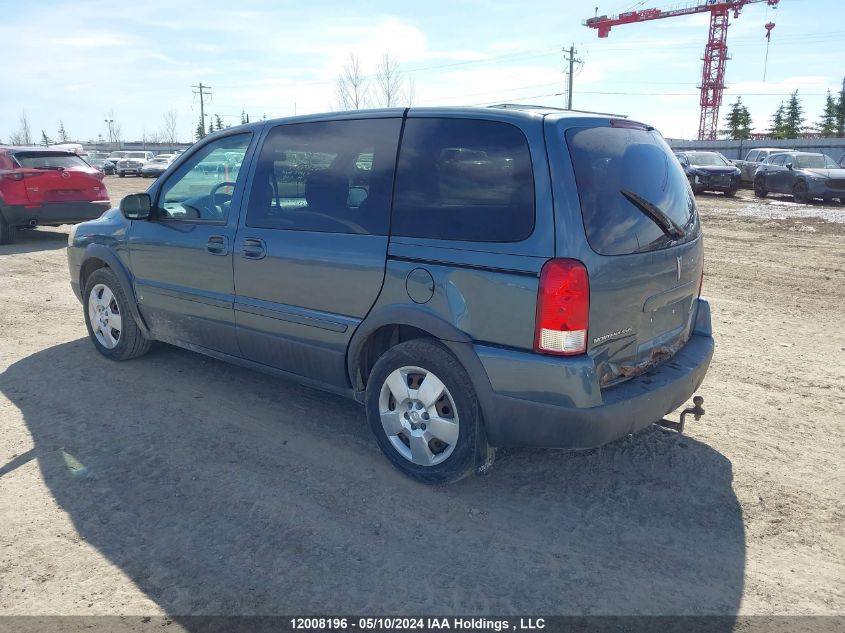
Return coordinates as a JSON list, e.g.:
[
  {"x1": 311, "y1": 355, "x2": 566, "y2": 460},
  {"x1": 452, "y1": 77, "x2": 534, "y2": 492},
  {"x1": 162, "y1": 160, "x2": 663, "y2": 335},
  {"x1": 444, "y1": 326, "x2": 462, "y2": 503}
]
[
  {"x1": 233, "y1": 117, "x2": 402, "y2": 387},
  {"x1": 10, "y1": 151, "x2": 106, "y2": 205},
  {"x1": 552, "y1": 120, "x2": 704, "y2": 387}
]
